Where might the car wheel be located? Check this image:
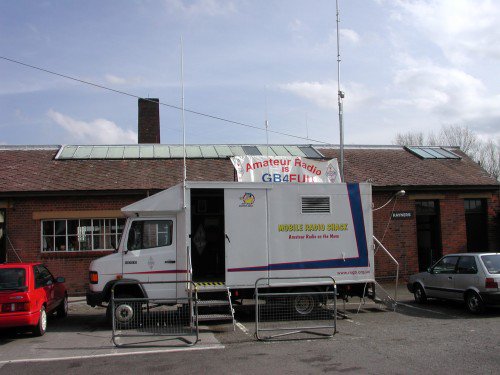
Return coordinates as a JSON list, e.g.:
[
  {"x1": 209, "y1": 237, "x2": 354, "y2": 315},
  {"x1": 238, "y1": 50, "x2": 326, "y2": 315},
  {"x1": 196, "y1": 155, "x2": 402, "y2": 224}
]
[
  {"x1": 33, "y1": 306, "x2": 47, "y2": 336},
  {"x1": 465, "y1": 291, "x2": 484, "y2": 314},
  {"x1": 57, "y1": 294, "x2": 69, "y2": 318},
  {"x1": 413, "y1": 284, "x2": 427, "y2": 304}
]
